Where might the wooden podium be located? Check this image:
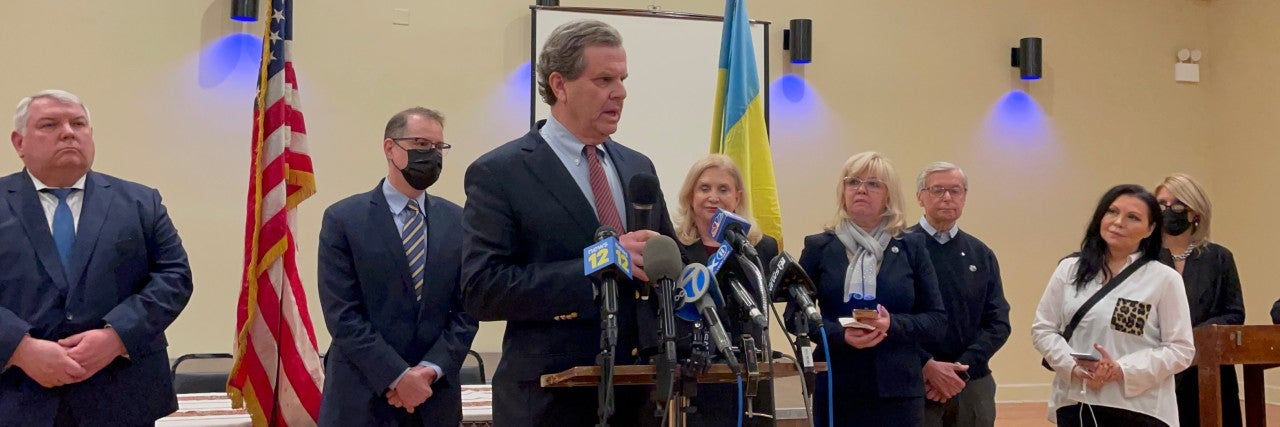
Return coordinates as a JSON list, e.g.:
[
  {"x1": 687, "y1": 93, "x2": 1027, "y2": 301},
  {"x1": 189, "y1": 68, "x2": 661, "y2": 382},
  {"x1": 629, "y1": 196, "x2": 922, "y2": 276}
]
[
  {"x1": 541, "y1": 361, "x2": 826, "y2": 426},
  {"x1": 1193, "y1": 325, "x2": 1280, "y2": 427}
]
